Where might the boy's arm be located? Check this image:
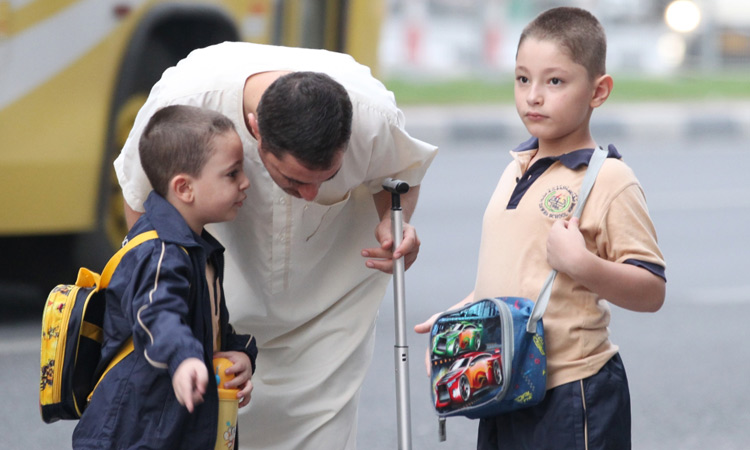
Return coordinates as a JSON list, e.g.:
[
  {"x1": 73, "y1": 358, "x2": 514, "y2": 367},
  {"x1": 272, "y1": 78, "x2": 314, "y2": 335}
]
[
  {"x1": 547, "y1": 217, "x2": 665, "y2": 312},
  {"x1": 172, "y1": 357, "x2": 208, "y2": 413},
  {"x1": 132, "y1": 243, "x2": 205, "y2": 375},
  {"x1": 220, "y1": 319, "x2": 257, "y2": 407},
  {"x1": 223, "y1": 325, "x2": 258, "y2": 375}
]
